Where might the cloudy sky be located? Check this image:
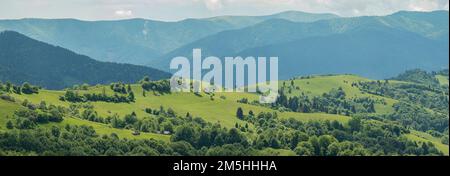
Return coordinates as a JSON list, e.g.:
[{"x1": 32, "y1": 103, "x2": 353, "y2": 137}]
[{"x1": 0, "y1": 0, "x2": 449, "y2": 21}]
